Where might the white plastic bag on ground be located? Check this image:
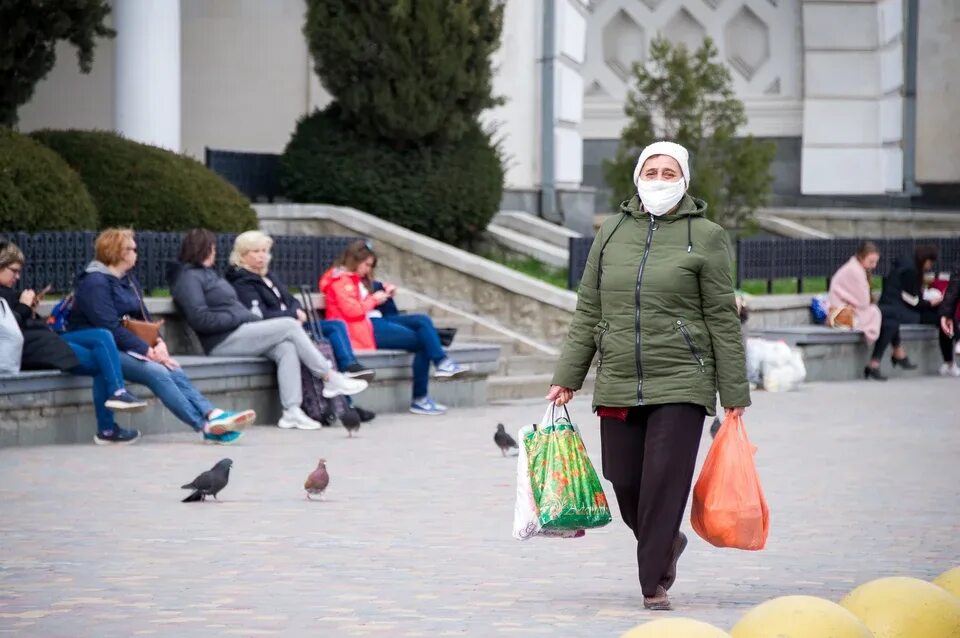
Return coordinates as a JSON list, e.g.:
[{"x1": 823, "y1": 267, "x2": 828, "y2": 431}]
[
  {"x1": 746, "y1": 337, "x2": 806, "y2": 392},
  {"x1": 512, "y1": 414, "x2": 586, "y2": 540}
]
